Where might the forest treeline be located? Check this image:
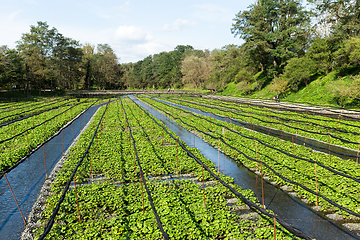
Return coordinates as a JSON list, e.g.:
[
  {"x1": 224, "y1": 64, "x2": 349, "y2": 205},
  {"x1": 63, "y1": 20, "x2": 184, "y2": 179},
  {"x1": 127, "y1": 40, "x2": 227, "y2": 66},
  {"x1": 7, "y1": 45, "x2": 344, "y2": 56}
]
[{"x1": 1, "y1": 0, "x2": 360, "y2": 99}]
